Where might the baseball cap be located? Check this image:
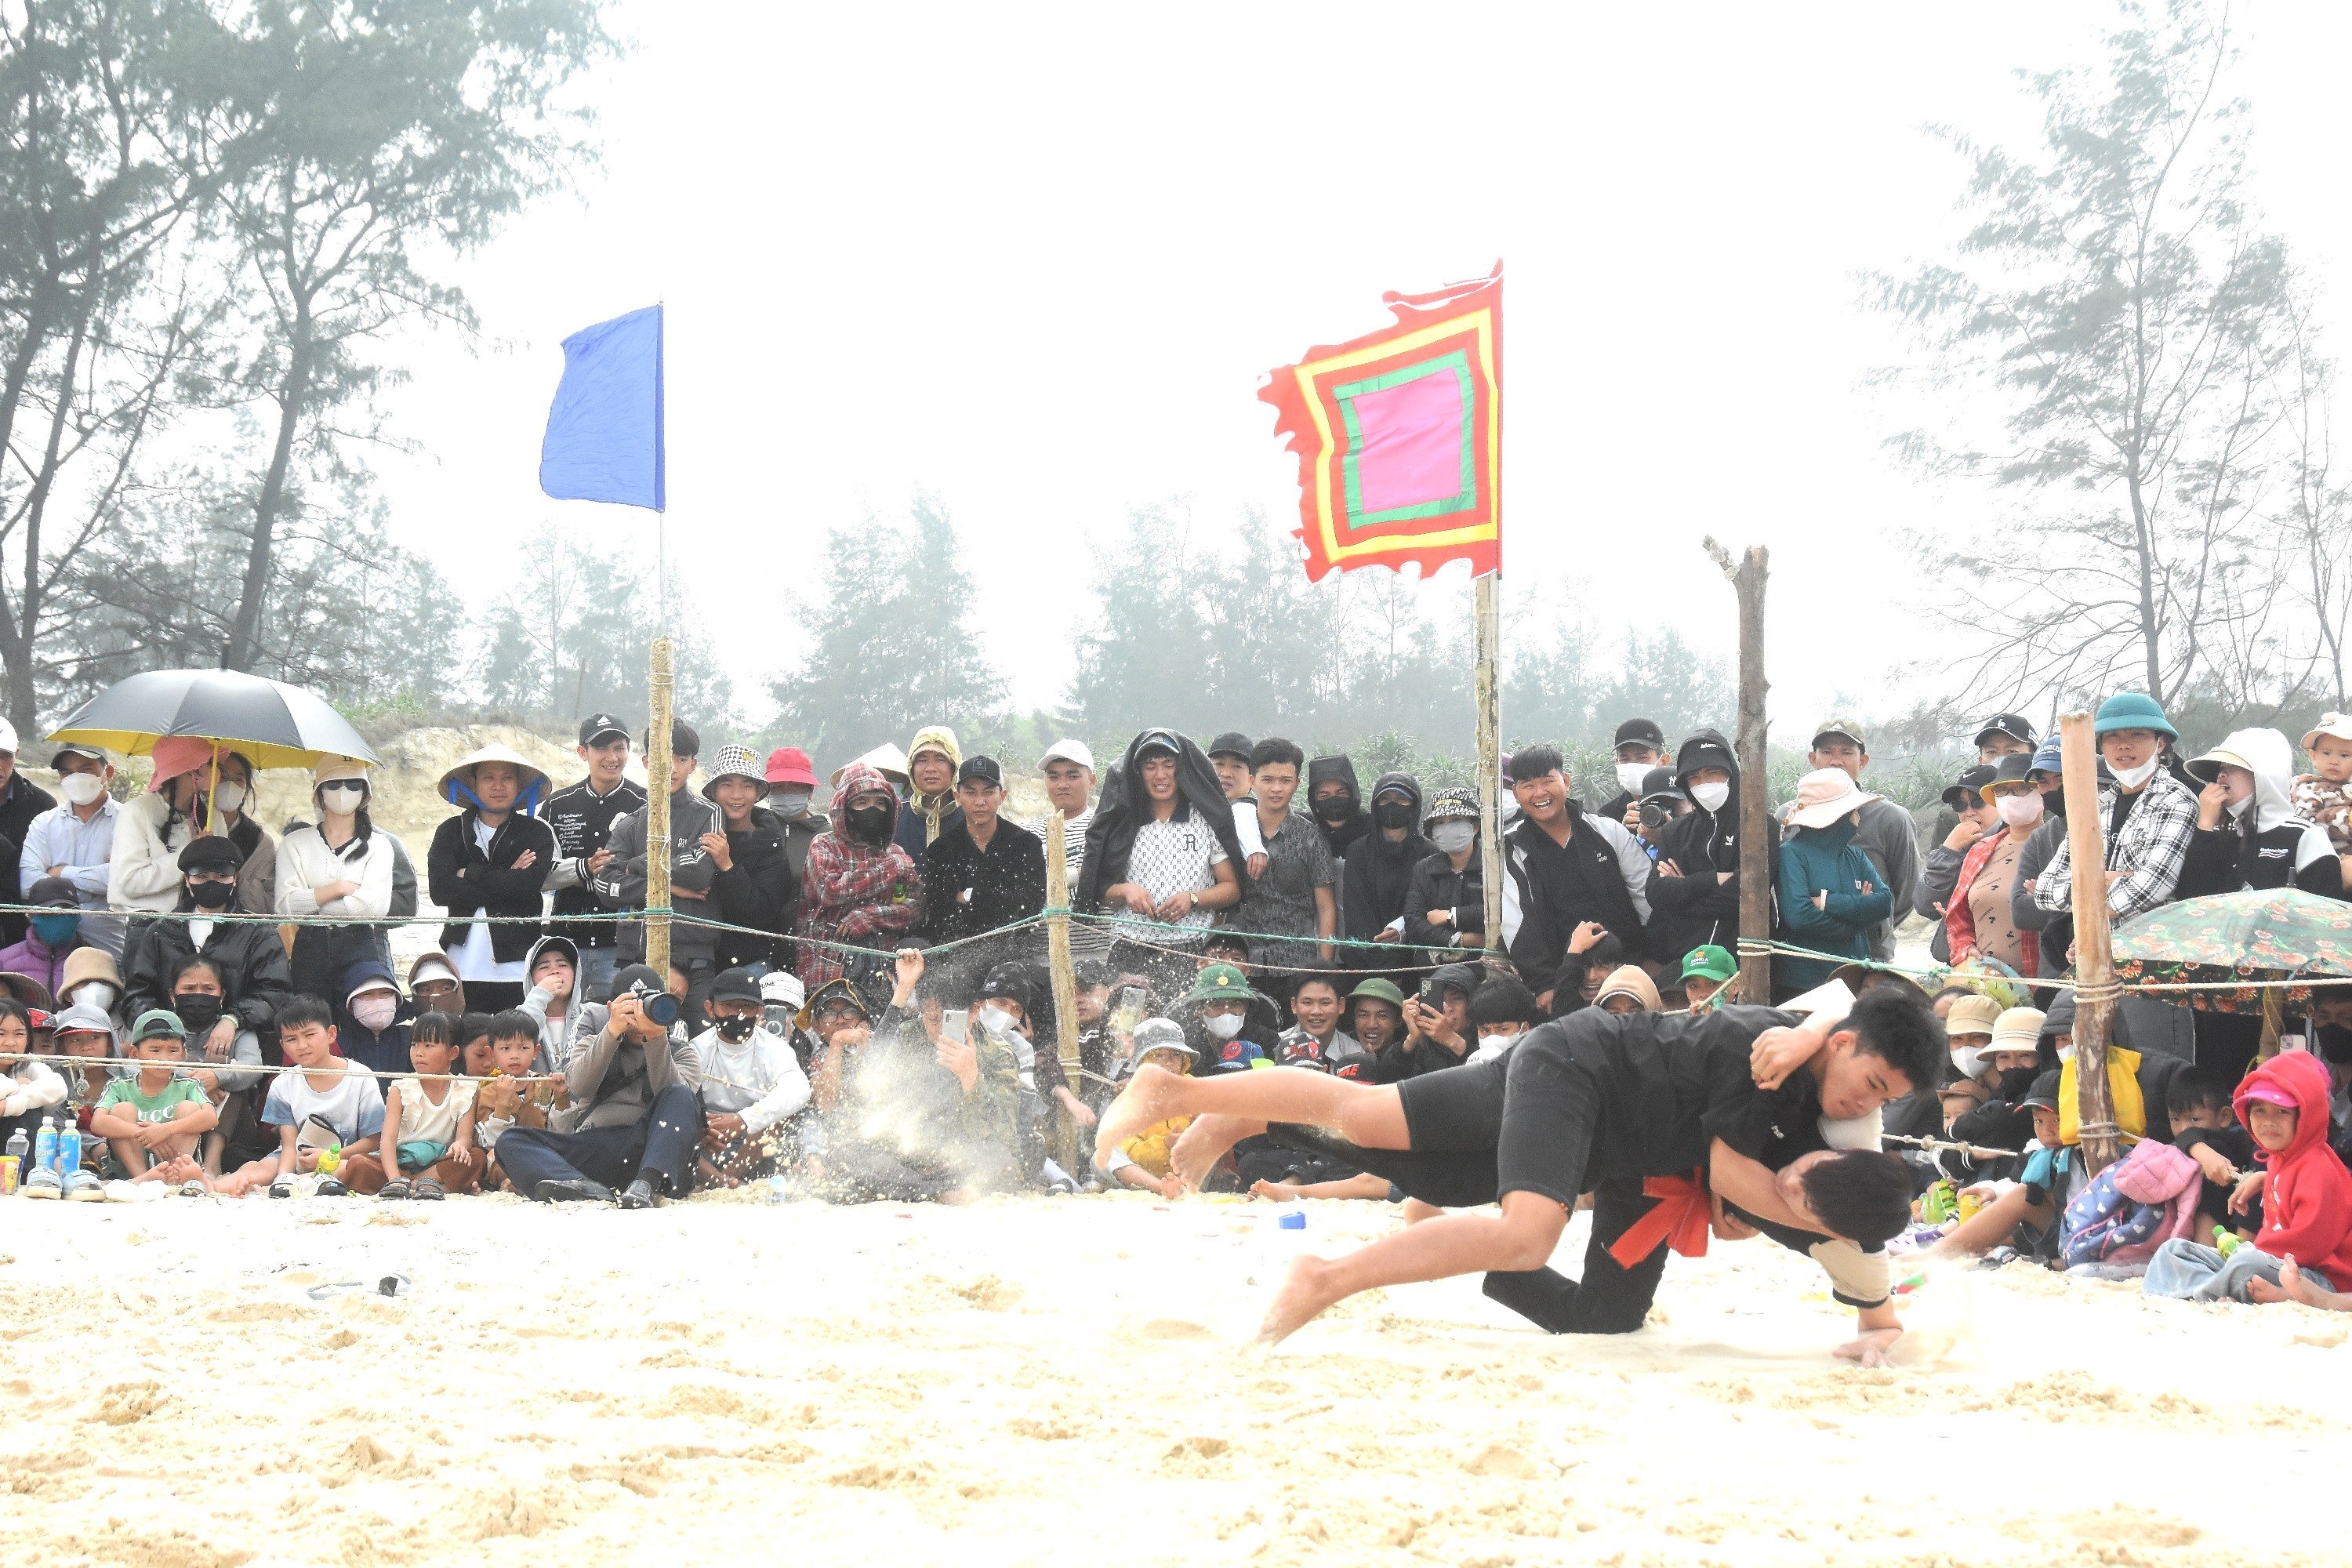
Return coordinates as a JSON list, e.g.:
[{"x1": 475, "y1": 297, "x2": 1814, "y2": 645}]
[
  {"x1": 24, "y1": 876, "x2": 78, "y2": 909},
  {"x1": 707, "y1": 967, "x2": 764, "y2": 1007},
  {"x1": 1679, "y1": 946, "x2": 1737, "y2": 983},
  {"x1": 1038, "y1": 738, "x2": 1095, "y2": 771},
  {"x1": 578, "y1": 712, "x2": 630, "y2": 746},
  {"x1": 978, "y1": 962, "x2": 1029, "y2": 1003},
  {"x1": 2238, "y1": 1080, "x2": 2299, "y2": 1110},
  {"x1": 1612, "y1": 717, "x2": 1666, "y2": 750},
  {"x1": 1974, "y1": 713, "x2": 2038, "y2": 747},
  {"x1": 763, "y1": 747, "x2": 818, "y2": 788},
  {"x1": 1941, "y1": 764, "x2": 1998, "y2": 811},
  {"x1": 1207, "y1": 731, "x2": 1253, "y2": 763},
  {"x1": 1811, "y1": 718, "x2": 1868, "y2": 750},
  {"x1": 49, "y1": 742, "x2": 106, "y2": 766},
  {"x1": 958, "y1": 756, "x2": 1004, "y2": 788},
  {"x1": 0, "y1": 717, "x2": 14, "y2": 753},
  {"x1": 131, "y1": 1007, "x2": 187, "y2": 1044},
  {"x1": 2021, "y1": 1071, "x2": 2062, "y2": 1113},
  {"x1": 2029, "y1": 736, "x2": 2065, "y2": 779}
]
